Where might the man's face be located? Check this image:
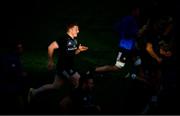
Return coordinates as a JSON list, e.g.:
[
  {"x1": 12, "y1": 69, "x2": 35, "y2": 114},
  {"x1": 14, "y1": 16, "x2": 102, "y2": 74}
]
[{"x1": 69, "y1": 25, "x2": 79, "y2": 38}]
